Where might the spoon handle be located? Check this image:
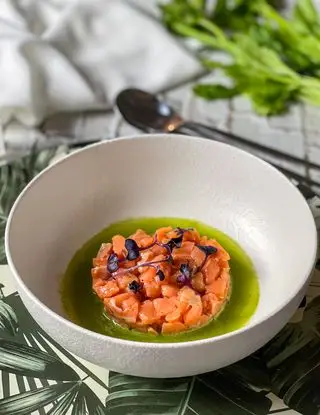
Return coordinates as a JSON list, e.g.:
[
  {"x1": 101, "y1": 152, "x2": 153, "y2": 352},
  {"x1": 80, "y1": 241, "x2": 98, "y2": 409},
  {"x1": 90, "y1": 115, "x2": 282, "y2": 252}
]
[
  {"x1": 176, "y1": 121, "x2": 320, "y2": 171},
  {"x1": 175, "y1": 121, "x2": 319, "y2": 191}
]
